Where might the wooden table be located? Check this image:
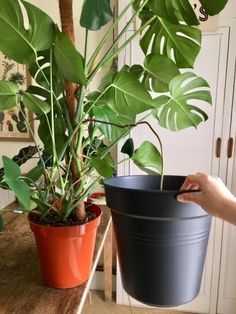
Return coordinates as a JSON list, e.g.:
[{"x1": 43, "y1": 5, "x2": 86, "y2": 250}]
[{"x1": 0, "y1": 202, "x2": 112, "y2": 314}]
